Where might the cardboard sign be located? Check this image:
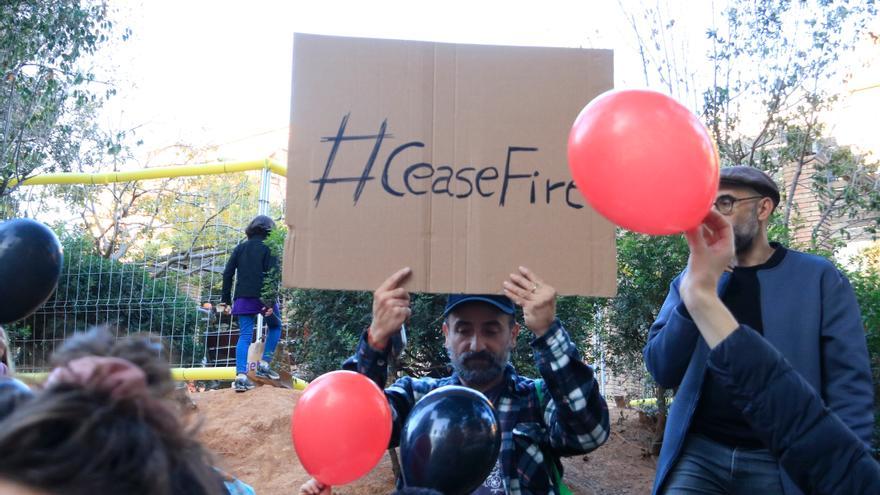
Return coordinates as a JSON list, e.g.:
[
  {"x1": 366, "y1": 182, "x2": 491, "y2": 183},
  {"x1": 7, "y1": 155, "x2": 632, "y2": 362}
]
[{"x1": 284, "y1": 33, "x2": 617, "y2": 296}]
